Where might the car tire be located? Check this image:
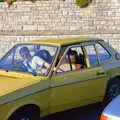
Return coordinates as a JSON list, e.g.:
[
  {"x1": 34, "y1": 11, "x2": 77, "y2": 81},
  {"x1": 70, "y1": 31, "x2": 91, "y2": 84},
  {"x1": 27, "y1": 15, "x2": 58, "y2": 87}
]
[
  {"x1": 9, "y1": 106, "x2": 40, "y2": 120},
  {"x1": 103, "y1": 78, "x2": 120, "y2": 106}
]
